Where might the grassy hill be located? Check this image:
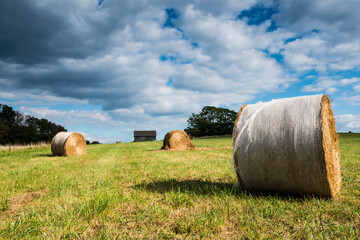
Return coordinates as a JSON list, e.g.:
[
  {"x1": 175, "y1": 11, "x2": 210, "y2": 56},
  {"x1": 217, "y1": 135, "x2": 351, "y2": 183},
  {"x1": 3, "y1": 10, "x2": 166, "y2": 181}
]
[{"x1": 0, "y1": 135, "x2": 359, "y2": 239}]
